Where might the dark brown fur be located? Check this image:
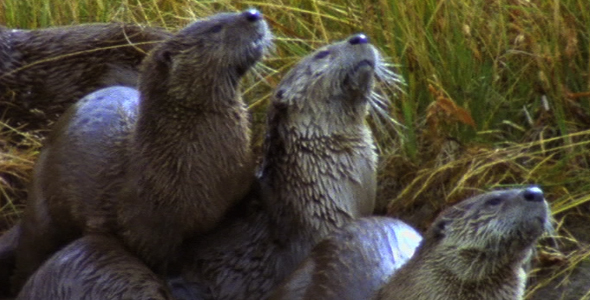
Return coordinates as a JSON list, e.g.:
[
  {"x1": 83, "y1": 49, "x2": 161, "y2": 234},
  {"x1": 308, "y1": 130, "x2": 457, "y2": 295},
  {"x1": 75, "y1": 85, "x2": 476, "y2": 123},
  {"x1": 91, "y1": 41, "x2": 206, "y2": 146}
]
[
  {"x1": 0, "y1": 23, "x2": 171, "y2": 130},
  {"x1": 269, "y1": 217, "x2": 422, "y2": 300},
  {"x1": 0, "y1": 224, "x2": 19, "y2": 298},
  {"x1": 16, "y1": 234, "x2": 173, "y2": 300},
  {"x1": 376, "y1": 187, "x2": 551, "y2": 300},
  {"x1": 167, "y1": 34, "x2": 391, "y2": 300},
  {"x1": 11, "y1": 10, "x2": 271, "y2": 293}
]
